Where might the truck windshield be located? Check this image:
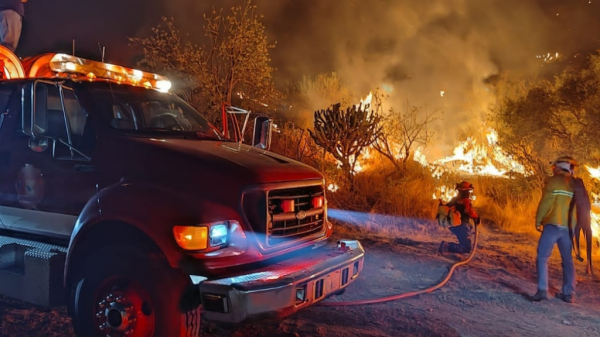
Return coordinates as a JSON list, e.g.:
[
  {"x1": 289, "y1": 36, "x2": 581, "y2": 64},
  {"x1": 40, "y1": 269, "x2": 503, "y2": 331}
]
[{"x1": 88, "y1": 85, "x2": 224, "y2": 140}]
